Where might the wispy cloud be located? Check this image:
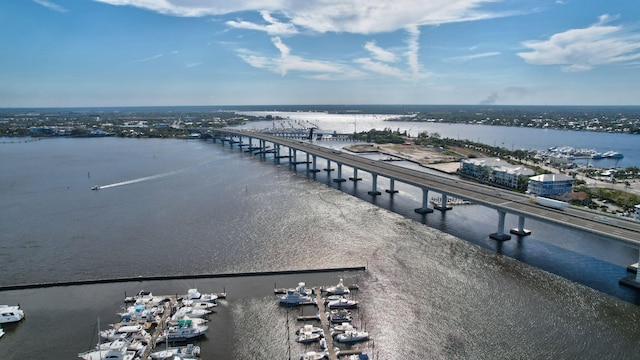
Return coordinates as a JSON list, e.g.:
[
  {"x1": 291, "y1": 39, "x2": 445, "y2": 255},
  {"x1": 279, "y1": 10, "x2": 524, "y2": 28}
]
[
  {"x1": 444, "y1": 52, "x2": 501, "y2": 63},
  {"x1": 95, "y1": 0, "x2": 507, "y2": 34},
  {"x1": 96, "y1": 0, "x2": 513, "y2": 82},
  {"x1": 131, "y1": 54, "x2": 163, "y2": 63},
  {"x1": 517, "y1": 14, "x2": 640, "y2": 72},
  {"x1": 227, "y1": 11, "x2": 297, "y2": 36},
  {"x1": 238, "y1": 37, "x2": 347, "y2": 77},
  {"x1": 33, "y1": 0, "x2": 67, "y2": 13},
  {"x1": 364, "y1": 41, "x2": 397, "y2": 63},
  {"x1": 185, "y1": 63, "x2": 202, "y2": 68}
]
